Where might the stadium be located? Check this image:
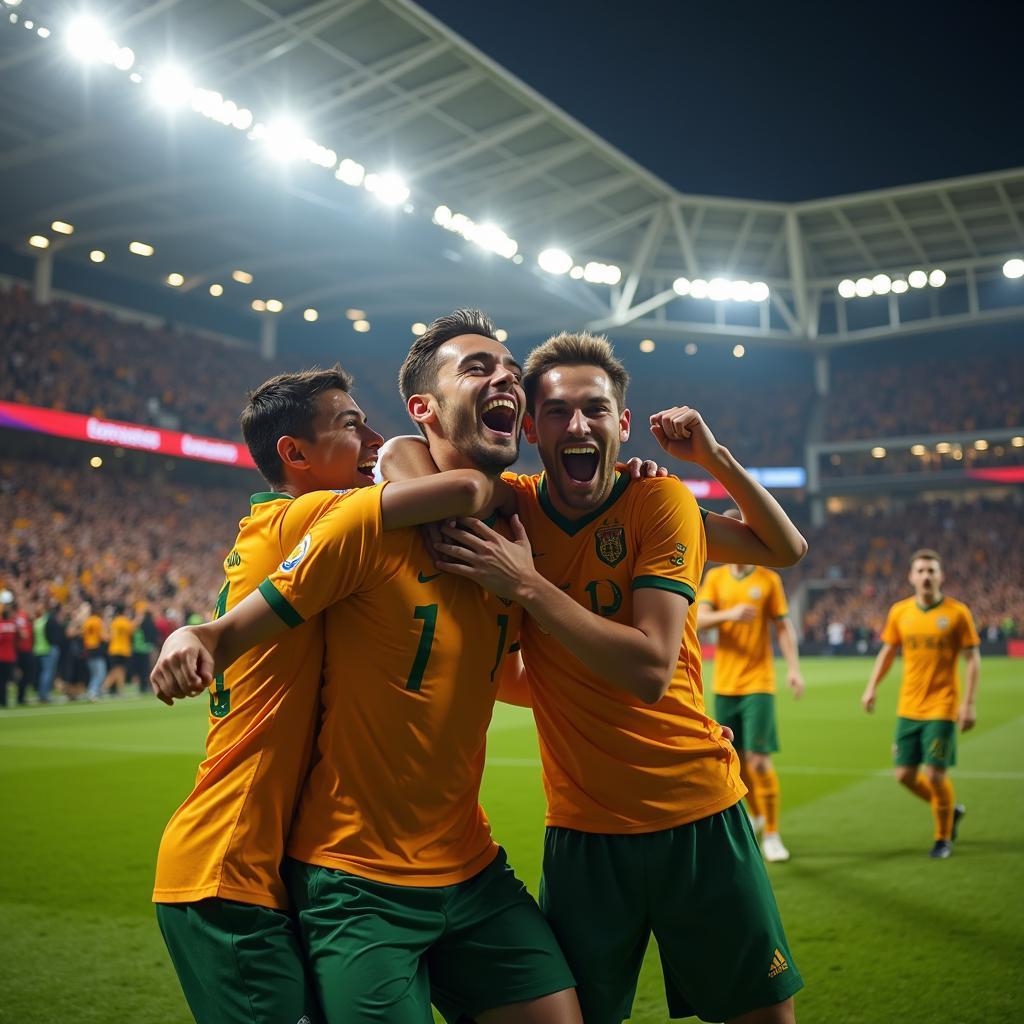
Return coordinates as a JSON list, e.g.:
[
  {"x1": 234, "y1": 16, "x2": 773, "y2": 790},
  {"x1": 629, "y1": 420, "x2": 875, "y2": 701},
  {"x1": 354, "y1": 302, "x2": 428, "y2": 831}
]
[{"x1": 1, "y1": 1, "x2": 1021, "y2": 1022}]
